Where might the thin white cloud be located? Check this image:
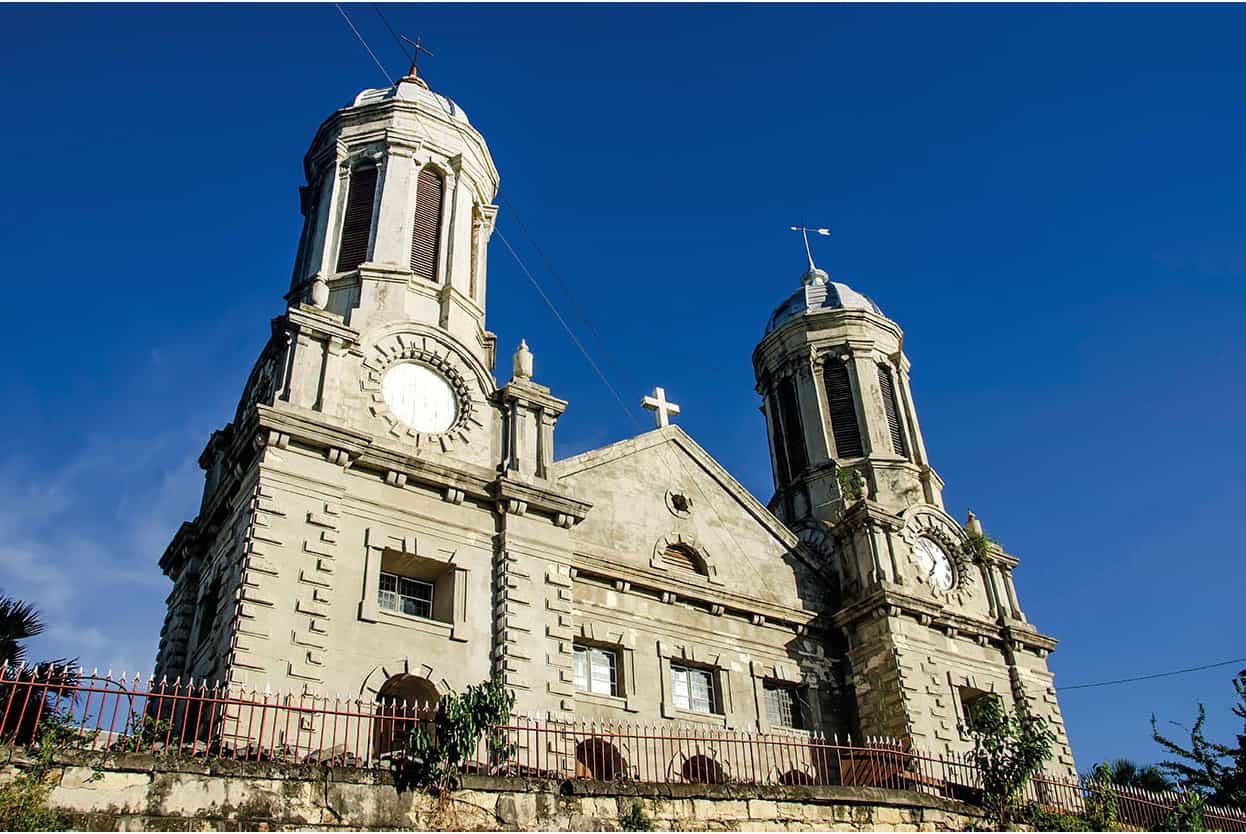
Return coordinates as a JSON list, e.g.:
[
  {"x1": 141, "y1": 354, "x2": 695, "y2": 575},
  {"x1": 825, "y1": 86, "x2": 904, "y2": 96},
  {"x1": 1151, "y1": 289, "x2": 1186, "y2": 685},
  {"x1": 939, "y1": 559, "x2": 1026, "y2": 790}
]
[{"x1": 0, "y1": 426, "x2": 204, "y2": 674}]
